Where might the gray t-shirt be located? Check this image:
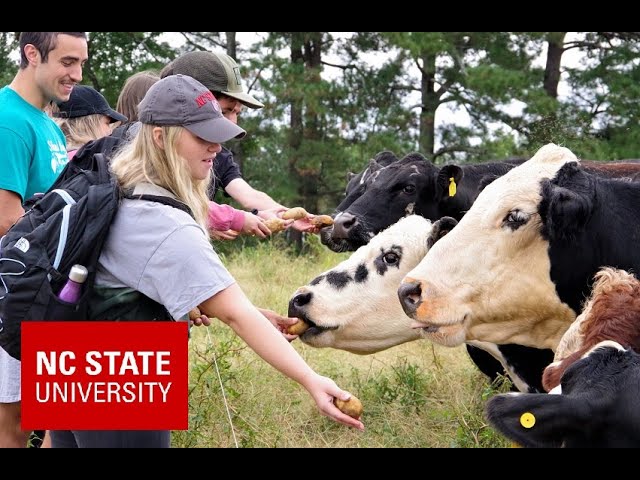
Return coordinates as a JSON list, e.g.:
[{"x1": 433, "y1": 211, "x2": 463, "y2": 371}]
[{"x1": 96, "y1": 183, "x2": 235, "y2": 319}]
